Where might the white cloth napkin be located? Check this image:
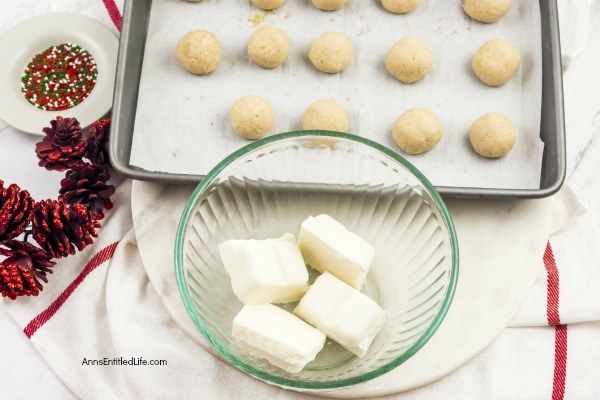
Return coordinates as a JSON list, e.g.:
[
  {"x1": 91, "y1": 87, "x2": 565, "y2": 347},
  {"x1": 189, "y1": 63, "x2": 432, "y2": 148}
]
[
  {"x1": 3, "y1": 180, "x2": 600, "y2": 400},
  {"x1": 557, "y1": 0, "x2": 594, "y2": 68}
]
